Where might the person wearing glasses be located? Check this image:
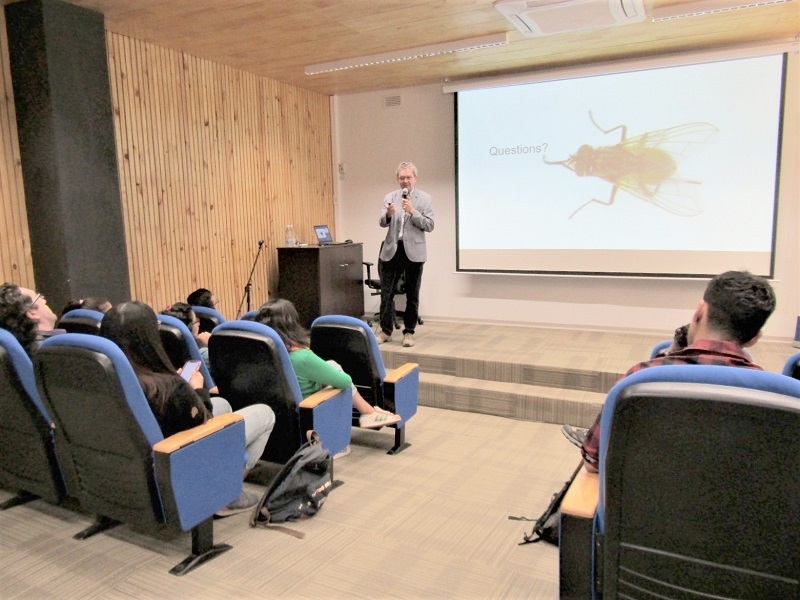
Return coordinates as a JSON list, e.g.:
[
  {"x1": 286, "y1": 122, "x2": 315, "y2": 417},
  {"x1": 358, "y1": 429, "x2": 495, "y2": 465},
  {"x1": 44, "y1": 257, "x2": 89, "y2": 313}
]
[
  {"x1": 160, "y1": 302, "x2": 213, "y2": 368},
  {"x1": 0, "y1": 282, "x2": 60, "y2": 356},
  {"x1": 377, "y1": 161, "x2": 435, "y2": 348}
]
